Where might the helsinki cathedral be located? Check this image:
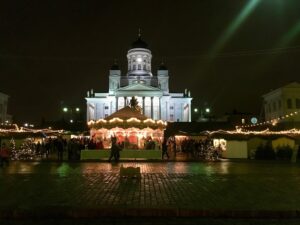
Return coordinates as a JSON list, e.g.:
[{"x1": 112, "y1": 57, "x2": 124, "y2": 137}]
[{"x1": 86, "y1": 34, "x2": 192, "y2": 122}]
